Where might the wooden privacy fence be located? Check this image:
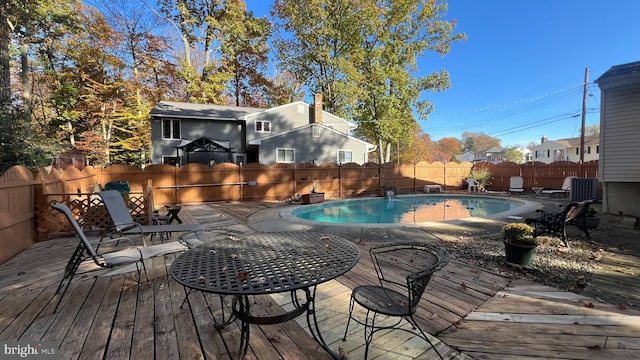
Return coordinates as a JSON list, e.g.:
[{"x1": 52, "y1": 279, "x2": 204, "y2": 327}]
[
  {"x1": 1, "y1": 160, "x2": 599, "y2": 265},
  {"x1": 481, "y1": 161, "x2": 599, "y2": 190}
]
